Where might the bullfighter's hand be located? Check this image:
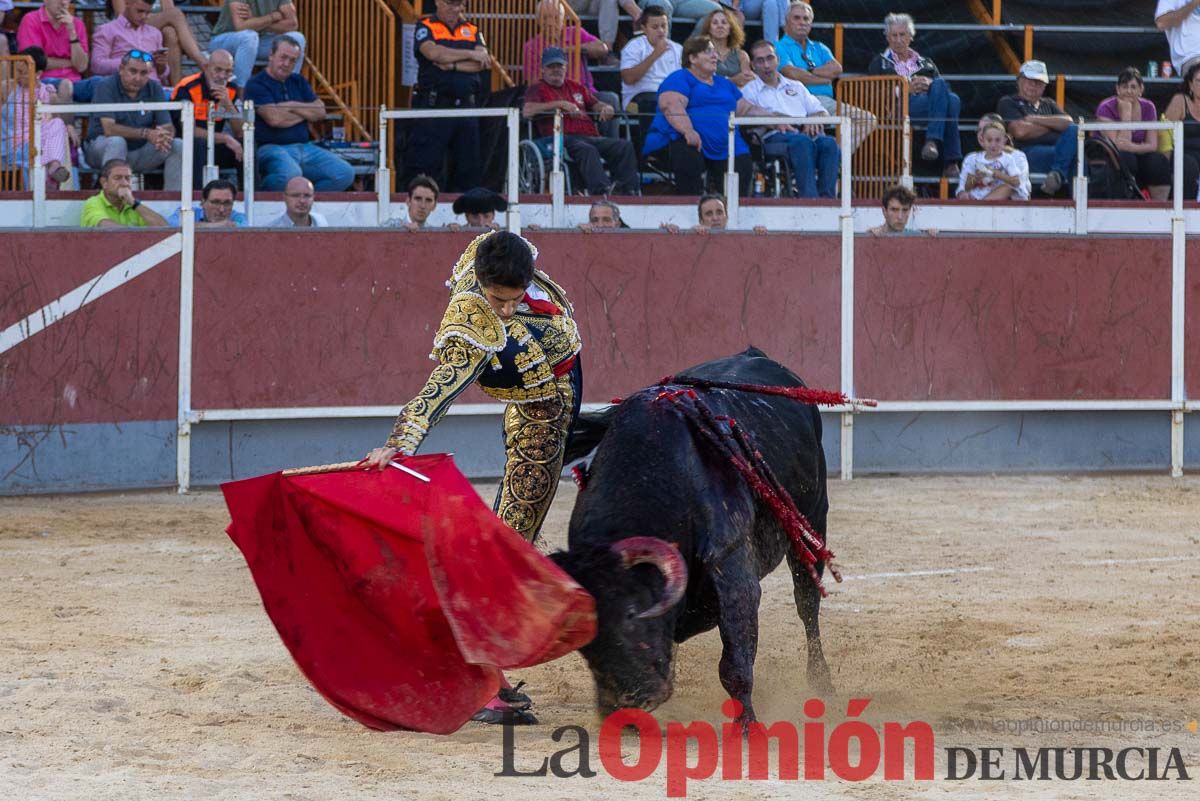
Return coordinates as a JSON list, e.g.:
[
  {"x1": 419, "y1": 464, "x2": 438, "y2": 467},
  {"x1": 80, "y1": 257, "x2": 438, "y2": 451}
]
[{"x1": 363, "y1": 446, "x2": 398, "y2": 471}]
